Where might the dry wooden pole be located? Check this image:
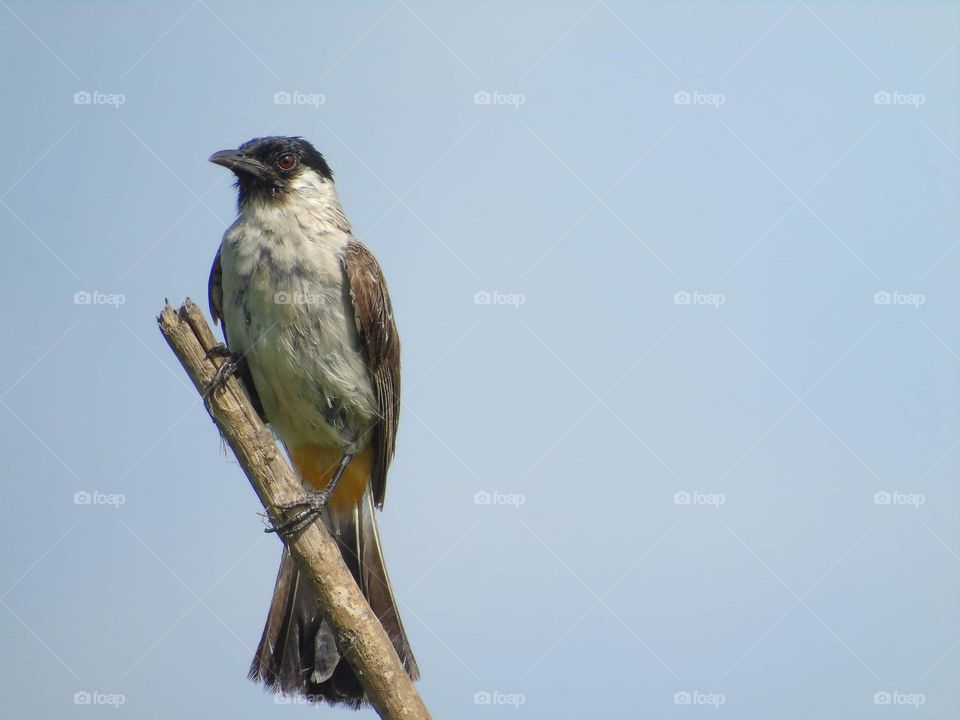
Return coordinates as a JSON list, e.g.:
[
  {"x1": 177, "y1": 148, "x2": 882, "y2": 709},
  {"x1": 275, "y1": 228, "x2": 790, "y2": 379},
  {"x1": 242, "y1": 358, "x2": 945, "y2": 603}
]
[{"x1": 157, "y1": 299, "x2": 430, "y2": 720}]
